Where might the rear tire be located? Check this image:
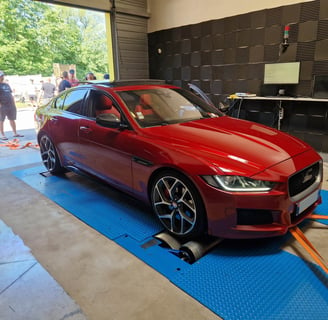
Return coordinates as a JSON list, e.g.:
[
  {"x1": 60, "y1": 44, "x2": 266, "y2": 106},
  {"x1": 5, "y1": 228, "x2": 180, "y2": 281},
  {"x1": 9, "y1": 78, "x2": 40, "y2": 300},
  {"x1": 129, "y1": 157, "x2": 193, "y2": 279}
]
[{"x1": 39, "y1": 134, "x2": 65, "y2": 174}]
